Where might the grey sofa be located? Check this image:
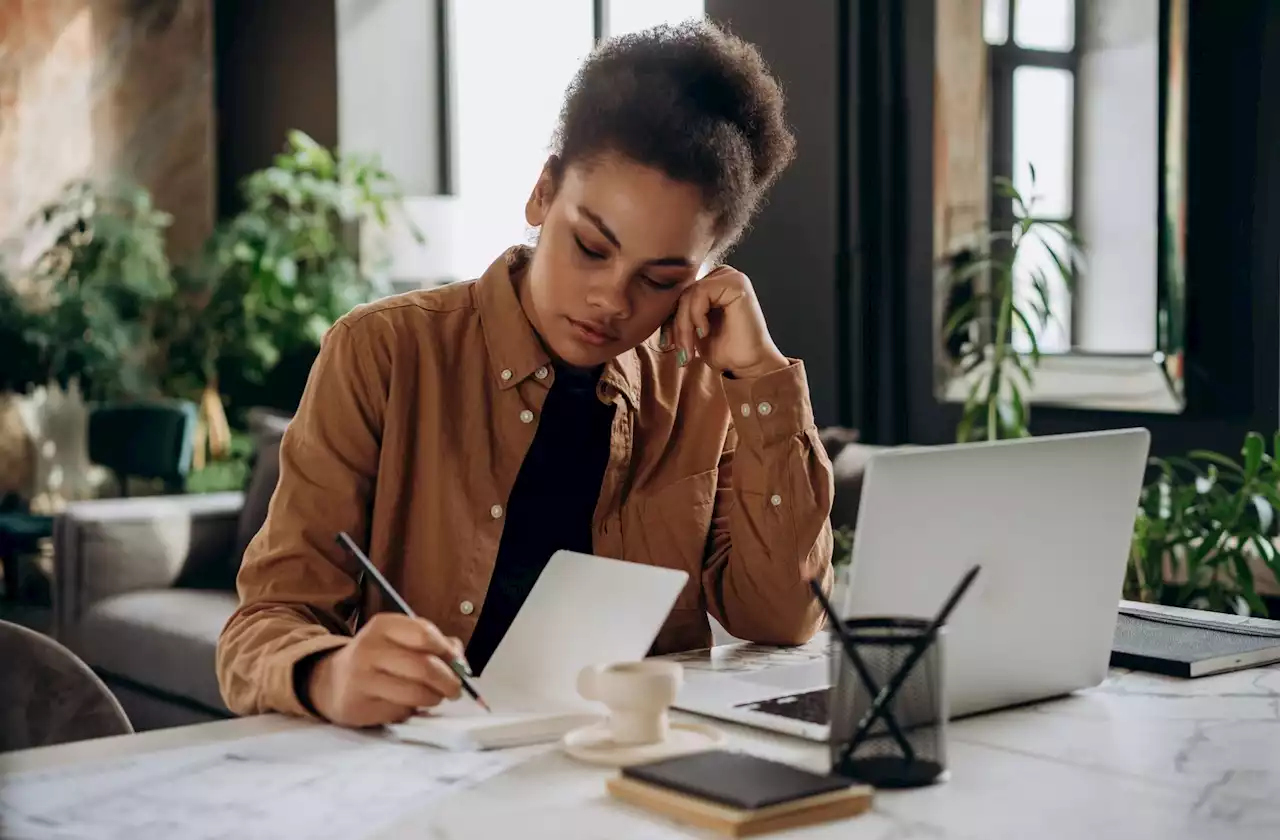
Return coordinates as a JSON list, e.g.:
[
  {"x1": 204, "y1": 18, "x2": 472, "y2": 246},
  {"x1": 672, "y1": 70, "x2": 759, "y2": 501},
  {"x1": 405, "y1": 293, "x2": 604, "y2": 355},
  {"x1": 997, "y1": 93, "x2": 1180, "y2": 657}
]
[{"x1": 51, "y1": 424, "x2": 880, "y2": 732}]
